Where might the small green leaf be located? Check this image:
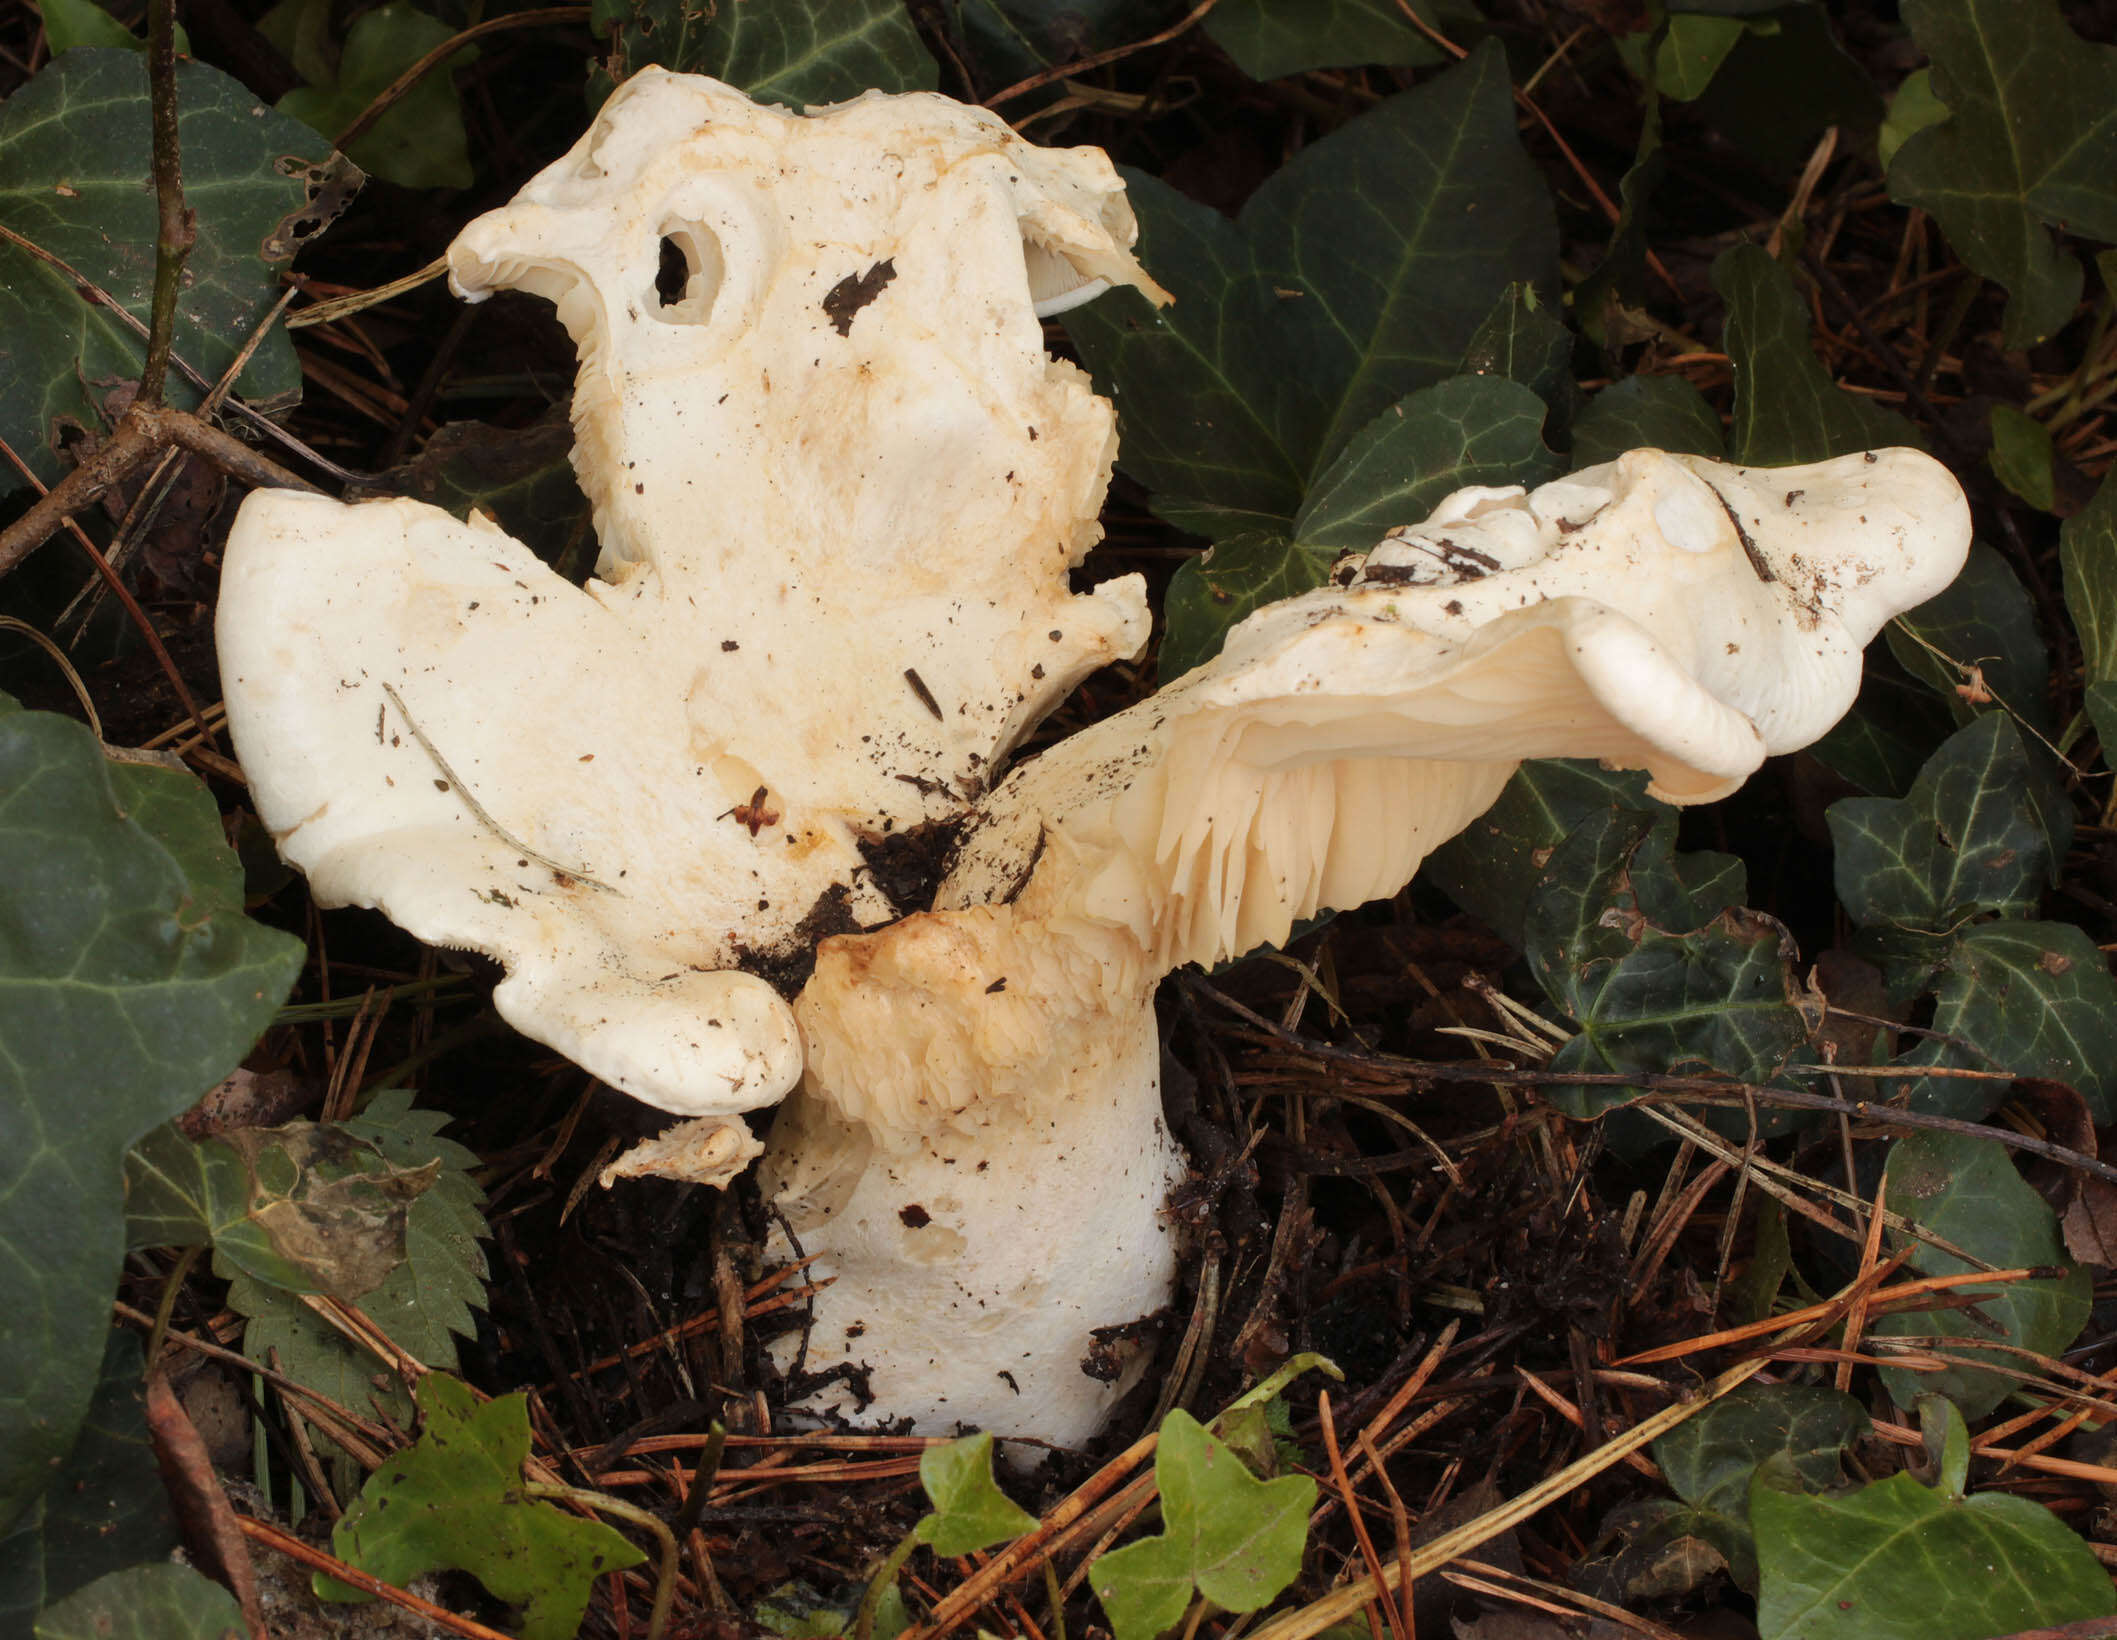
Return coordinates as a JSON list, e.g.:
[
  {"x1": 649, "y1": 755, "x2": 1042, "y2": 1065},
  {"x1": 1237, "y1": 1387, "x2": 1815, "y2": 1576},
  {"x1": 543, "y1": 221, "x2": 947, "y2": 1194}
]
[
  {"x1": 0, "y1": 1332, "x2": 176, "y2": 1625},
  {"x1": 0, "y1": 696, "x2": 304, "y2": 1535},
  {"x1": 323, "y1": 1376, "x2": 644, "y2": 1640},
  {"x1": 1203, "y1": 0, "x2": 1449, "y2": 80},
  {"x1": 1715, "y1": 245, "x2": 1917, "y2": 466},
  {"x1": 1649, "y1": 1382, "x2": 1867, "y2": 1590},
  {"x1": 1090, "y1": 1412, "x2": 1314, "y2": 1640},
  {"x1": 593, "y1": 0, "x2": 936, "y2": 103},
  {"x1": 2061, "y1": 465, "x2": 2117, "y2": 685},
  {"x1": 1987, "y1": 404, "x2": 2056, "y2": 511},
  {"x1": 35, "y1": 0, "x2": 188, "y2": 55},
  {"x1": 1570, "y1": 374, "x2": 1725, "y2": 470},
  {"x1": 1456, "y1": 283, "x2": 1576, "y2": 434},
  {"x1": 1653, "y1": 12, "x2": 1752, "y2": 101},
  {"x1": 1872, "y1": 1131, "x2": 2092, "y2": 1415},
  {"x1": 1877, "y1": 66, "x2": 1948, "y2": 173},
  {"x1": 1916, "y1": 1394, "x2": 1971, "y2": 1500},
  {"x1": 0, "y1": 52, "x2": 345, "y2": 494},
  {"x1": 1897, "y1": 922, "x2": 2117, "y2": 1126},
  {"x1": 32, "y1": 1564, "x2": 245, "y2": 1640},
  {"x1": 1826, "y1": 714, "x2": 2048, "y2": 936},
  {"x1": 1890, "y1": 0, "x2": 2117, "y2": 346},
  {"x1": 1751, "y1": 1414, "x2": 2113, "y2": 1639},
  {"x1": 1294, "y1": 375, "x2": 1560, "y2": 551},
  {"x1": 914, "y1": 1435, "x2": 1036, "y2": 1558},
  {"x1": 266, "y1": 1, "x2": 475, "y2": 189}
]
